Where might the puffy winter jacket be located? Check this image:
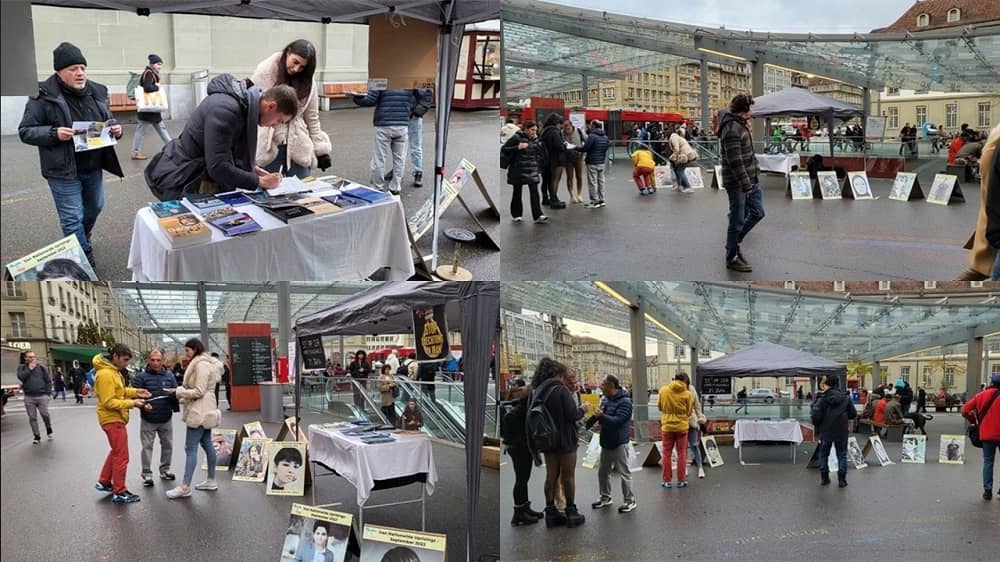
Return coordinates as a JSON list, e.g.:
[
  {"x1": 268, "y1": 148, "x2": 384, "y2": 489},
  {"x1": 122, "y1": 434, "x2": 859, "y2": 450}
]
[
  {"x1": 811, "y1": 387, "x2": 857, "y2": 441},
  {"x1": 131, "y1": 365, "x2": 179, "y2": 424},
  {"x1": 176, "y1": 353, "x2": 224, "y2": 429},
  {"x1": 717, "y1": 110, "x2": 759, "y2": 193},
  {"x1": 598, "y1": 389, "x2": 632, "y2": 449},
  {"x1": 577, "y1": 128, "x2": 609, "y2": 165},
  {"x1": 18, "y1": 74, "x2": 124, "y2": 181},
  {"x1": 657, "y1": 380, "x2": 692, "y2": 433},
  {"x1": 410, "y1": 88, "x2": 433, "y2": 118},
  {"x1": 502, "y1": 130, "x2": 544, "y2": 186},
  {"x1": 352, "y1": 89, "x2": 413, "y2": 127},
  {"x1": 962, "y1": 386, "x2": 1000, "y2": 442},
  {"x1": 93, "y1": 353, "x2": 140, "y2": 426},
  {"x1": 144, "y1": 74, "x2": 261, "y2": 199}
]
